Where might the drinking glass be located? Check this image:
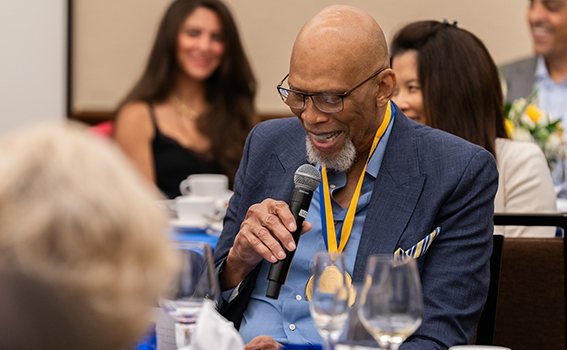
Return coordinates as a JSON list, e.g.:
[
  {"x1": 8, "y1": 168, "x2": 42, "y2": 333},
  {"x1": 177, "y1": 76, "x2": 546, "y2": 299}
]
[
  {"x1": 551, "y1": 153, "x2": 567, "y2": 198},
  {"x1": 159, "y1": 241, "x2": 220, "y2": 349},
  {"x1": 358, "y1": 255, "x2": 423, "y2": 350},
  {"x1": 309, "y1": 252, "x2": 351, "y2": 350}
]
